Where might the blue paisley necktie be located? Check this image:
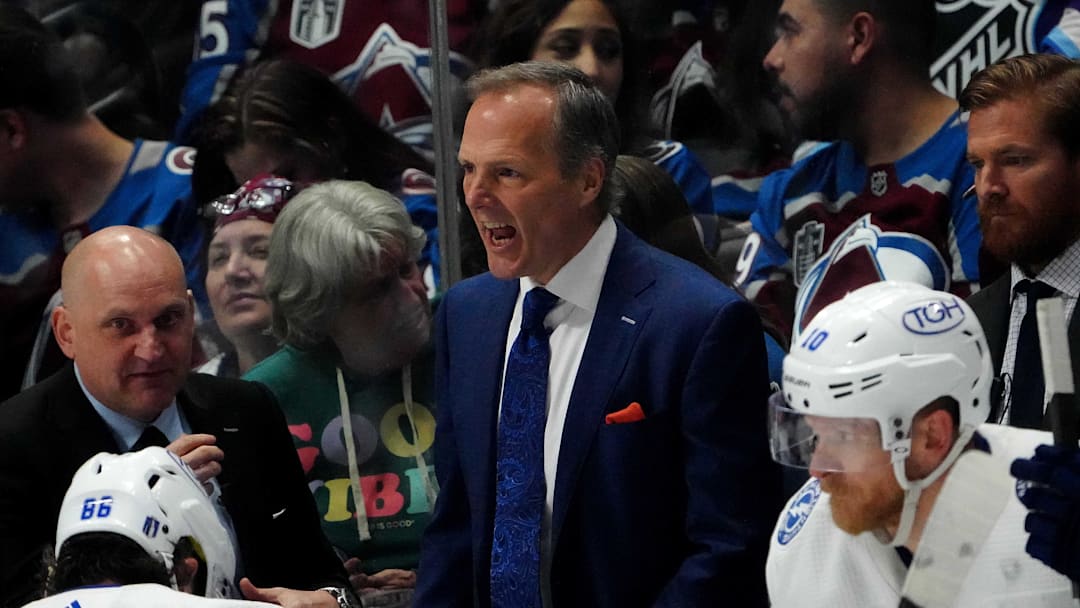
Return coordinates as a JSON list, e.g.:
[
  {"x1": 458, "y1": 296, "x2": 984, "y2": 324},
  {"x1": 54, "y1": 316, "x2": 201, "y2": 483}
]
[{"x1": 490, "y1": 287, "x2": 560, "y2": 608}]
